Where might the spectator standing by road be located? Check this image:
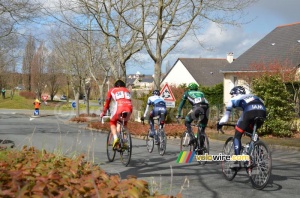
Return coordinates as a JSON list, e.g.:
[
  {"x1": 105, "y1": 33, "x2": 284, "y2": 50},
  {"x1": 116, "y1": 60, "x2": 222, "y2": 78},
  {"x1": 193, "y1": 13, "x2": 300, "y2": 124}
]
[
  {"x1": 1, "y1": 88, "x2": 5, "y2": 99},
  {"x1": 33, "y1": 99, "x2": 41, "y2": 116}
]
